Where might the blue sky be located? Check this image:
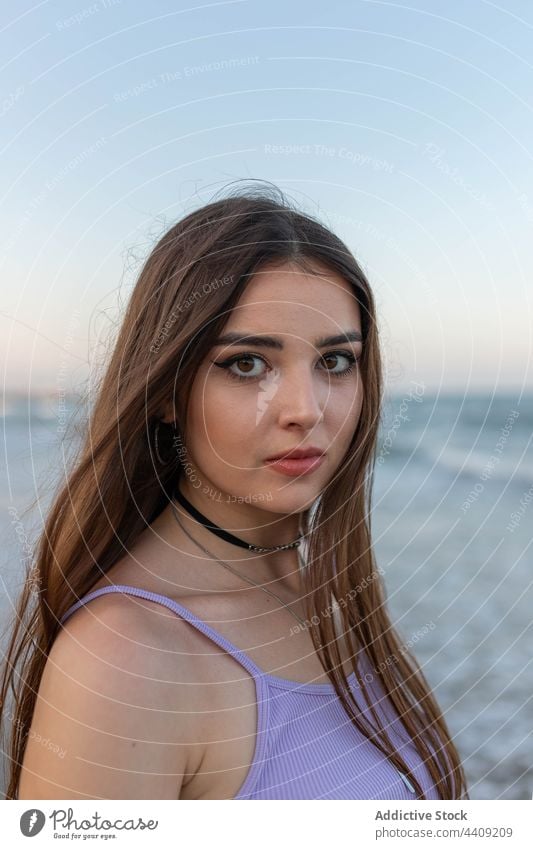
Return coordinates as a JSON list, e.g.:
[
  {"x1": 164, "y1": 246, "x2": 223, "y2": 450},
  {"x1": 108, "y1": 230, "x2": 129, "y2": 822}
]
[{"x1": 2, "y1": 0, "x2": 532, "y2": 393}]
